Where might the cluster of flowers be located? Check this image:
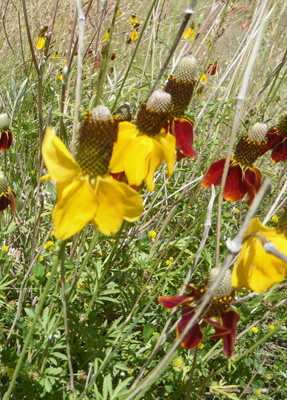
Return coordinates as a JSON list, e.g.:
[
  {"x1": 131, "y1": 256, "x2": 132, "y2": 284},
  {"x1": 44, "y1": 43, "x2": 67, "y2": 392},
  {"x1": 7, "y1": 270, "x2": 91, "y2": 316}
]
[{"x1": 0, "y1": 113, "x2": 15, "y2": 213}]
